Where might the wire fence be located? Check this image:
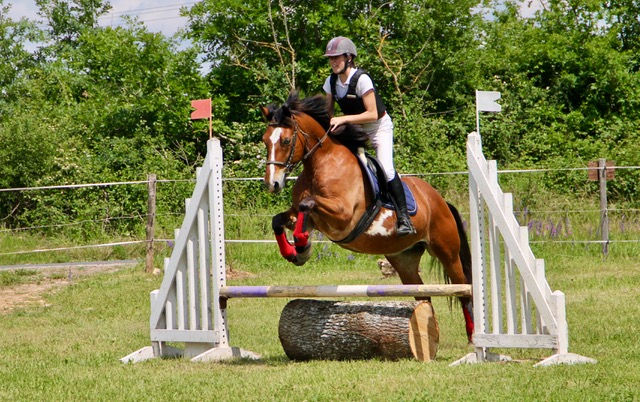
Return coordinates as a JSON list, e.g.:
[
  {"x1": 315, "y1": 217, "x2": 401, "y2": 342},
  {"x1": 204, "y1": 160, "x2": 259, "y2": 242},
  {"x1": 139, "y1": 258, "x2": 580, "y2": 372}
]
[{"x1": 1, "y1": 164, "x2": 639, "y2": 264}]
